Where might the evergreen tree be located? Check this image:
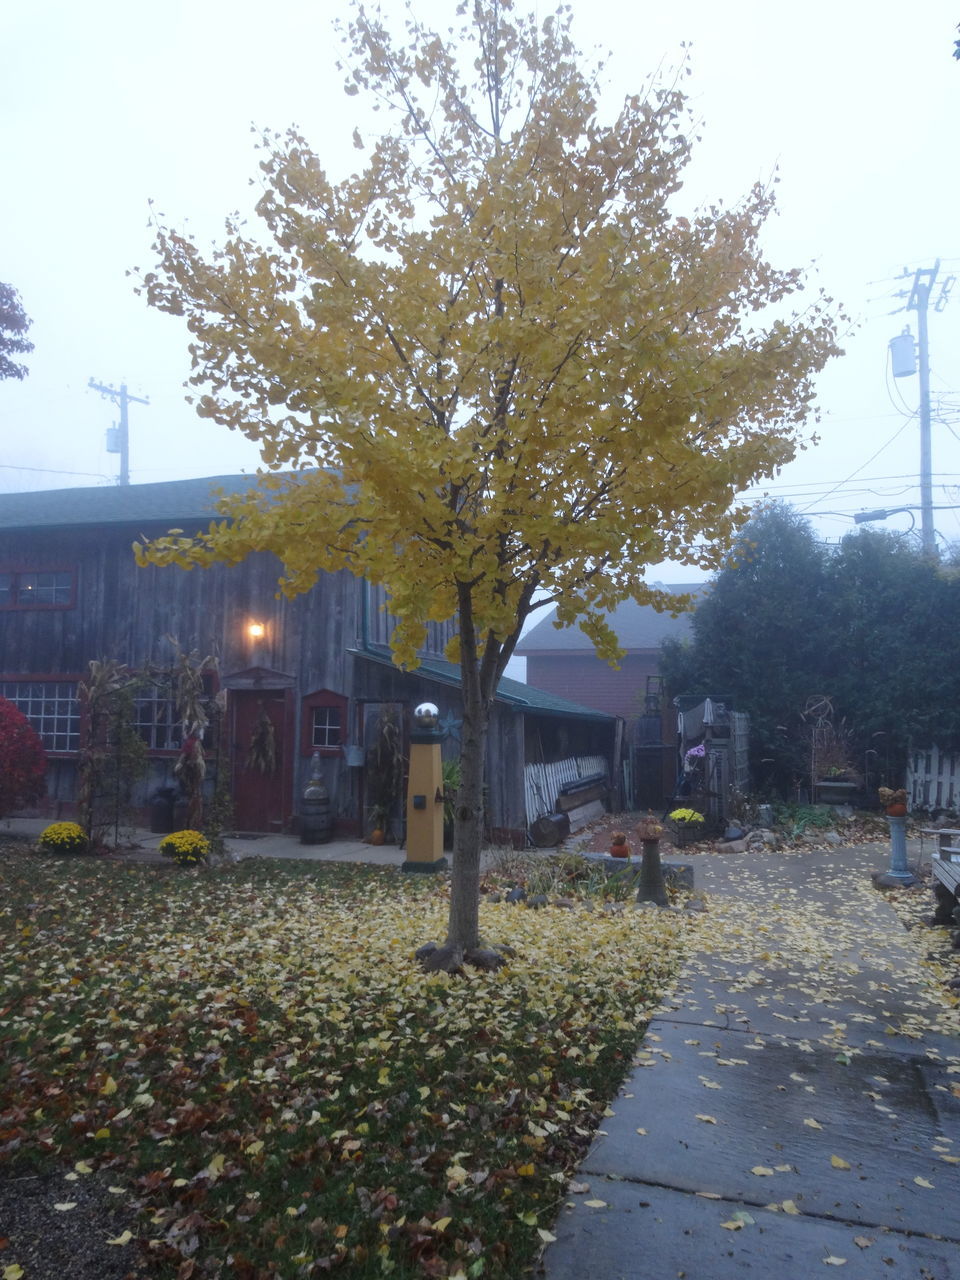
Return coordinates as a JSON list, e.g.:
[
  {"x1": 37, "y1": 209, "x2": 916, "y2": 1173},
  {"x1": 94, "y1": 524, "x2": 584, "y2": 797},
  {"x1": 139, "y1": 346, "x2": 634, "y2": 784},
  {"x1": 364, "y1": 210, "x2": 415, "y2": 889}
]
[
  {"x1": 662, "y1": 508, "x2": 960, "y2": 797},
  {"x1": 661, "y1": 504, "x2": 830, "y2": 795}
]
